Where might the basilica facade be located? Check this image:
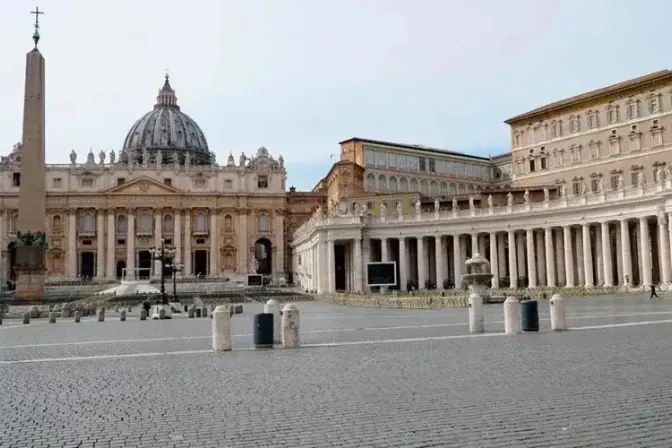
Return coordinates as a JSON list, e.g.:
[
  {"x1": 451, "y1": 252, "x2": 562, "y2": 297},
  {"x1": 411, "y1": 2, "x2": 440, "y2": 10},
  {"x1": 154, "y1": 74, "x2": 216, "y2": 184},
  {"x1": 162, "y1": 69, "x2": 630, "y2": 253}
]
[{"x1": 0, "y1": 76, "x2": 291, "y2": 284}]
